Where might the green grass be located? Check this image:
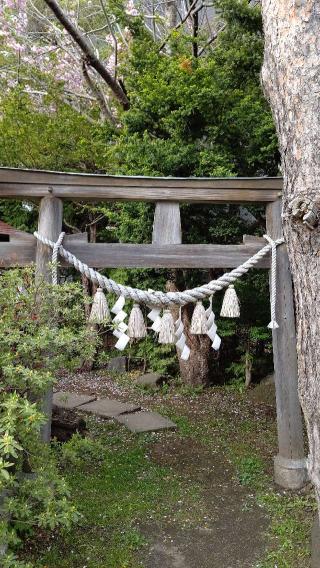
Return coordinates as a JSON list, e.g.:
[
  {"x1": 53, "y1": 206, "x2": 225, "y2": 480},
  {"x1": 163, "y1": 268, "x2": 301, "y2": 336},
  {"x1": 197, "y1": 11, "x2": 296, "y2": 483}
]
[
  {"x1": 21, "y1": 420, "x2": 201, "y2": 568},
  {"x1": 154, "y1": 393, "x2": 316, "y2": 567},
  {"x1": 21, "y1": 379, "x2": 316, "y2": 568}
]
